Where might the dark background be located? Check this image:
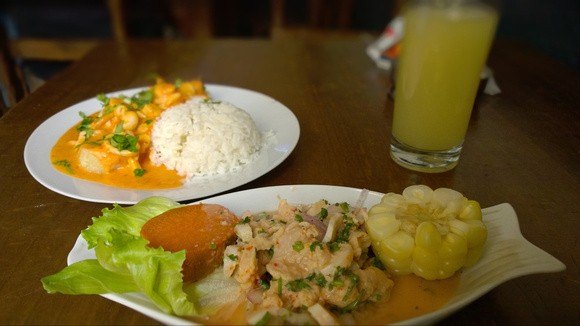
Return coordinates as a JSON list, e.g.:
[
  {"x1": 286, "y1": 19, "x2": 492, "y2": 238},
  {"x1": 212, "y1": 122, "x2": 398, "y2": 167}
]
[{"x1": 1, "y1": 0, "x2": 579, "y2": 80}]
